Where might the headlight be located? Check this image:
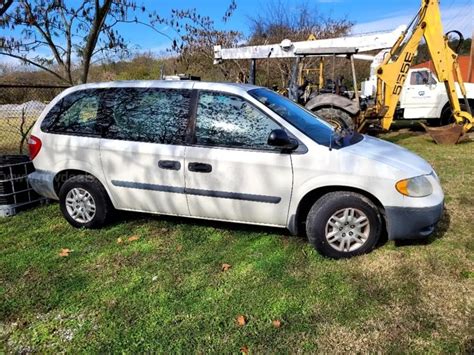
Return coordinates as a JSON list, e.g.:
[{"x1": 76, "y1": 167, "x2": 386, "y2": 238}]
[{"x1": 395, "y1": 175, "x2": 433, "y2": 197}]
